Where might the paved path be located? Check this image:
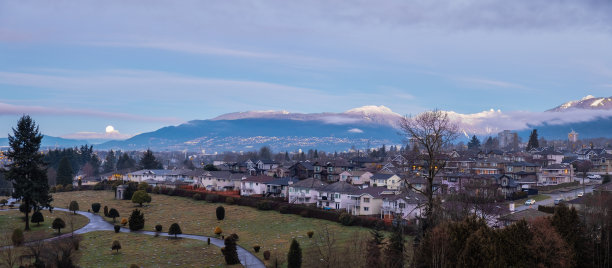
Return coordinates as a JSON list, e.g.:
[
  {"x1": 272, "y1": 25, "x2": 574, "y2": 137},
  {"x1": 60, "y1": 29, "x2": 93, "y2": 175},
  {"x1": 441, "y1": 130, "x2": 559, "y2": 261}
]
[{"x1": 3, "y1": 207, "x2": 265, "y2": 268}]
